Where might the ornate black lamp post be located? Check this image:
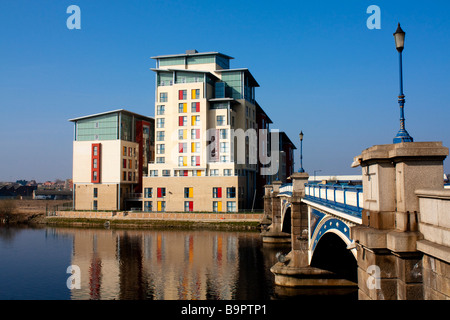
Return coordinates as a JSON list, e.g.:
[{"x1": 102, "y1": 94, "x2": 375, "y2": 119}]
[
  {"x1": 298, "y1": 131, "x2": 305, "y2": 173},
  {"x1": 393, "y1": 23, "x2": 414, "y2": 143}
]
